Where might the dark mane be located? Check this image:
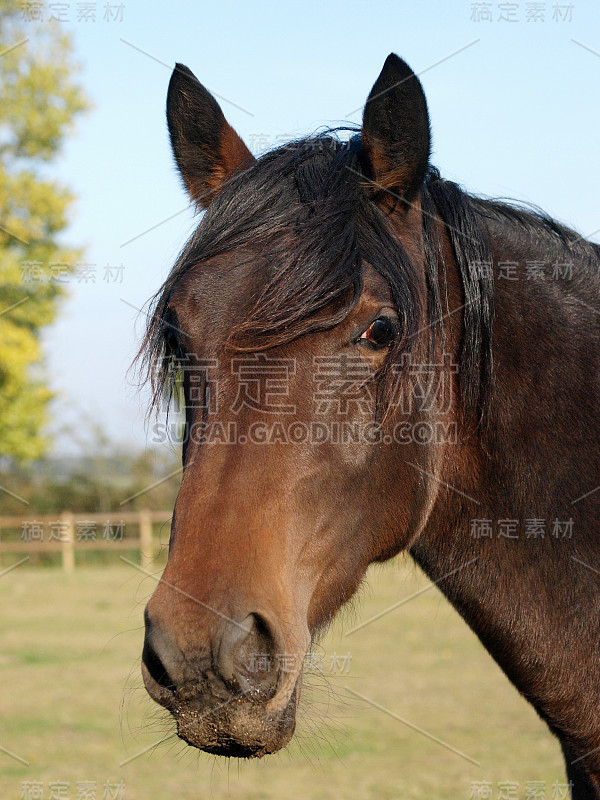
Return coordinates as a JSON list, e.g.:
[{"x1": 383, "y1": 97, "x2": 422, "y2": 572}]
[{"x1": 138, "y1": 131, "x2": 598, "y2": 424}]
